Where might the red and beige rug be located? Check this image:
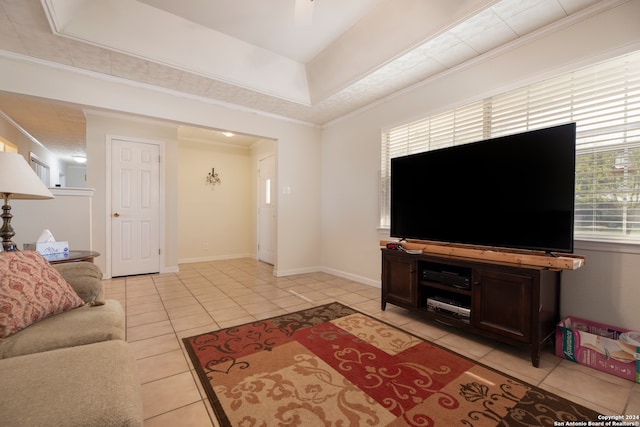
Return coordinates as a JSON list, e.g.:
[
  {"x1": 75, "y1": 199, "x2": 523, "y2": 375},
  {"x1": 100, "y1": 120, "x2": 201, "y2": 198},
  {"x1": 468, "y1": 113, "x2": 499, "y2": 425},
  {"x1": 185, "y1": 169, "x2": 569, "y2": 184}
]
[{"x1": 183, "y1": 302, "x2": 600, "y2": 426}]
